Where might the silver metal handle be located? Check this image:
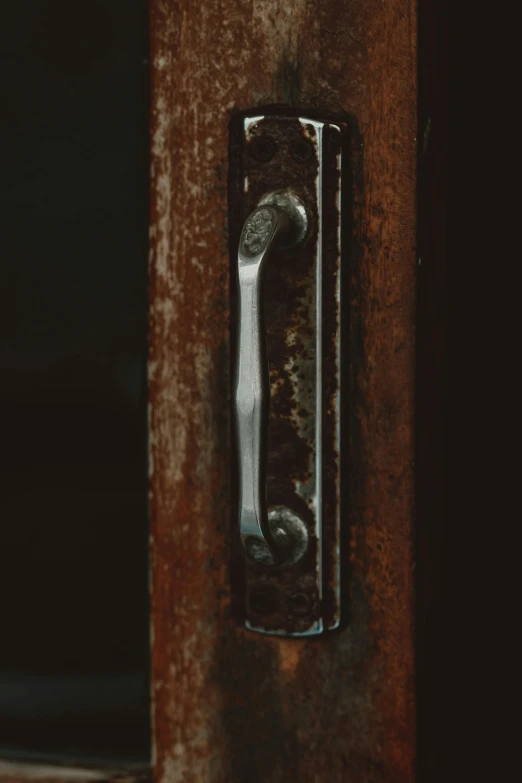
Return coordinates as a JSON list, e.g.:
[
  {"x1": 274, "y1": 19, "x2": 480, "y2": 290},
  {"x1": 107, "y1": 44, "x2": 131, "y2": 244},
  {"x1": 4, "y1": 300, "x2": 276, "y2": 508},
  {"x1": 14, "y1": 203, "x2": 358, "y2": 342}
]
[{"x1": 236, "y1": 203, "x2": 308, "y2": 565}]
